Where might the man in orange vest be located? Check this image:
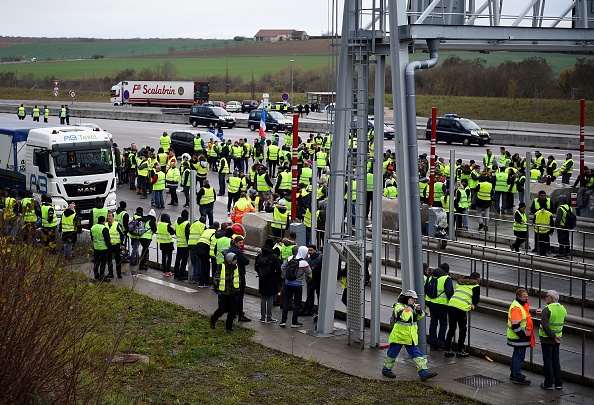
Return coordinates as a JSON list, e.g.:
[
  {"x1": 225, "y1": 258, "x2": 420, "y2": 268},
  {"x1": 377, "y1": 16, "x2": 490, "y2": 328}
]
[{"x1": 231, "y1": 192, "x2": 256, "y2": 224}]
